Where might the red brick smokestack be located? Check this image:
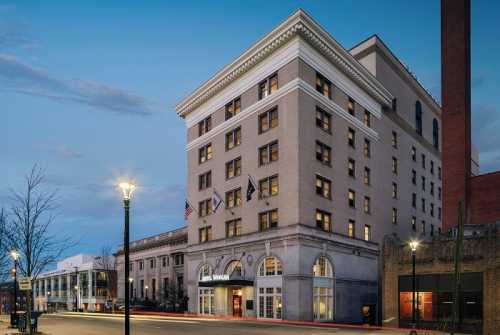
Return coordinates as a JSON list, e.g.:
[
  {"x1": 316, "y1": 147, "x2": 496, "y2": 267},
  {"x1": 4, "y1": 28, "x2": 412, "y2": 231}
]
[{"x1": 441, "y1": 0, "x2": 471, "y2": 231}]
